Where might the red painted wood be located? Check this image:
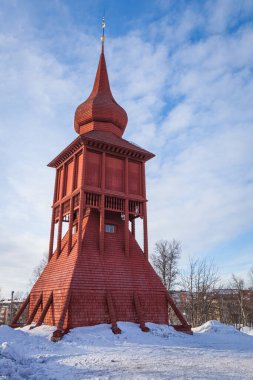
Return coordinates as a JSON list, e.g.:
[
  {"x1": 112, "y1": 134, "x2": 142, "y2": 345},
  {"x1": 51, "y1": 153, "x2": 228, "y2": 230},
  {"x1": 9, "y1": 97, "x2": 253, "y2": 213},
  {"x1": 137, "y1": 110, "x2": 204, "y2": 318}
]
[
  {"x1": 86, "y1": 150, "x2": 102, "y2": 188},
  {"x1": 13, "y1": 43, "x2": 191, "y2": 334},
  {"x1": 74, "y1": 51, "x2": 128, "y2": 137},
  {"x1": 105, "y1": 155, "x2": 124, "y2": 192},
  {"x1": 11, "y1": 294, "x2": 30, "y2": 326}
]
